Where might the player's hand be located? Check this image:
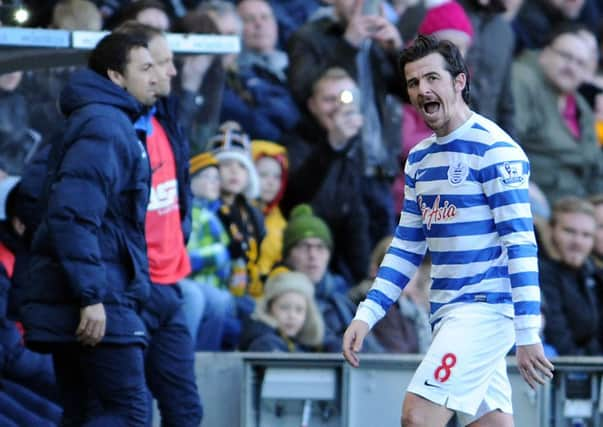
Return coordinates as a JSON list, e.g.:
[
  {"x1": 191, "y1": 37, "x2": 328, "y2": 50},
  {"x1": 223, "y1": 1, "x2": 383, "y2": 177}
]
[
  {"x1": 516, "y1": 342, "x2": 554, "y2": 389},
  {"x1": 342, "y1": 319, "x2": 369, "y2": 368},
  {"x1": 76, "y1": 303, "x2": 106, "y2": 346}
]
